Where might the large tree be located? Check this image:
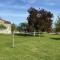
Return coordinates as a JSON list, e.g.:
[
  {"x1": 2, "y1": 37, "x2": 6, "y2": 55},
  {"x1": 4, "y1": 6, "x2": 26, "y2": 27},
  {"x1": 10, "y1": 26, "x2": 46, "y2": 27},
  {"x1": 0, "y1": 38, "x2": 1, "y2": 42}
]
[{"x1": 27, "y1": 7, "x2": 53, "y2": 33}]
